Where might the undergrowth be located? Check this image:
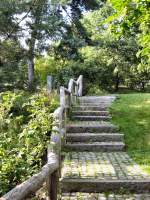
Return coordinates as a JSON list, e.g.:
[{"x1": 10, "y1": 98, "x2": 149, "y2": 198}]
[{"x1": 0, "y1": 89, "x2": 59, "y2": 195}]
